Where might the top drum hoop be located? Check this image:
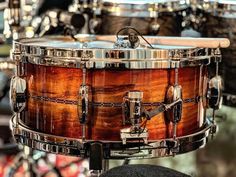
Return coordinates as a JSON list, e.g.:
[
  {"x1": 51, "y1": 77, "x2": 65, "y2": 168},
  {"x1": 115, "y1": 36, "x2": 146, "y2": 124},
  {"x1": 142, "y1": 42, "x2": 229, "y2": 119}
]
[
  {"x1": 194, "y1": 0, "x2": 236, "y2": 18},
  {"x1": 12, "y1": 35, "x2": 213, "y2": 69}
]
